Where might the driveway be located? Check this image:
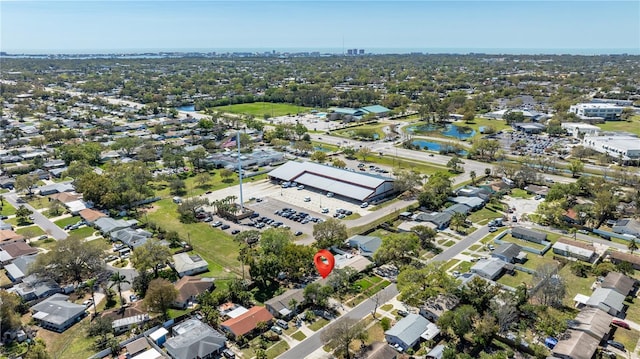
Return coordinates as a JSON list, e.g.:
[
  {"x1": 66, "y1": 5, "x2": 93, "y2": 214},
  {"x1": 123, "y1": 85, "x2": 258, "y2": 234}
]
[{"x1": 4, "y1": 192, "x2": 68, "y2": 240}]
